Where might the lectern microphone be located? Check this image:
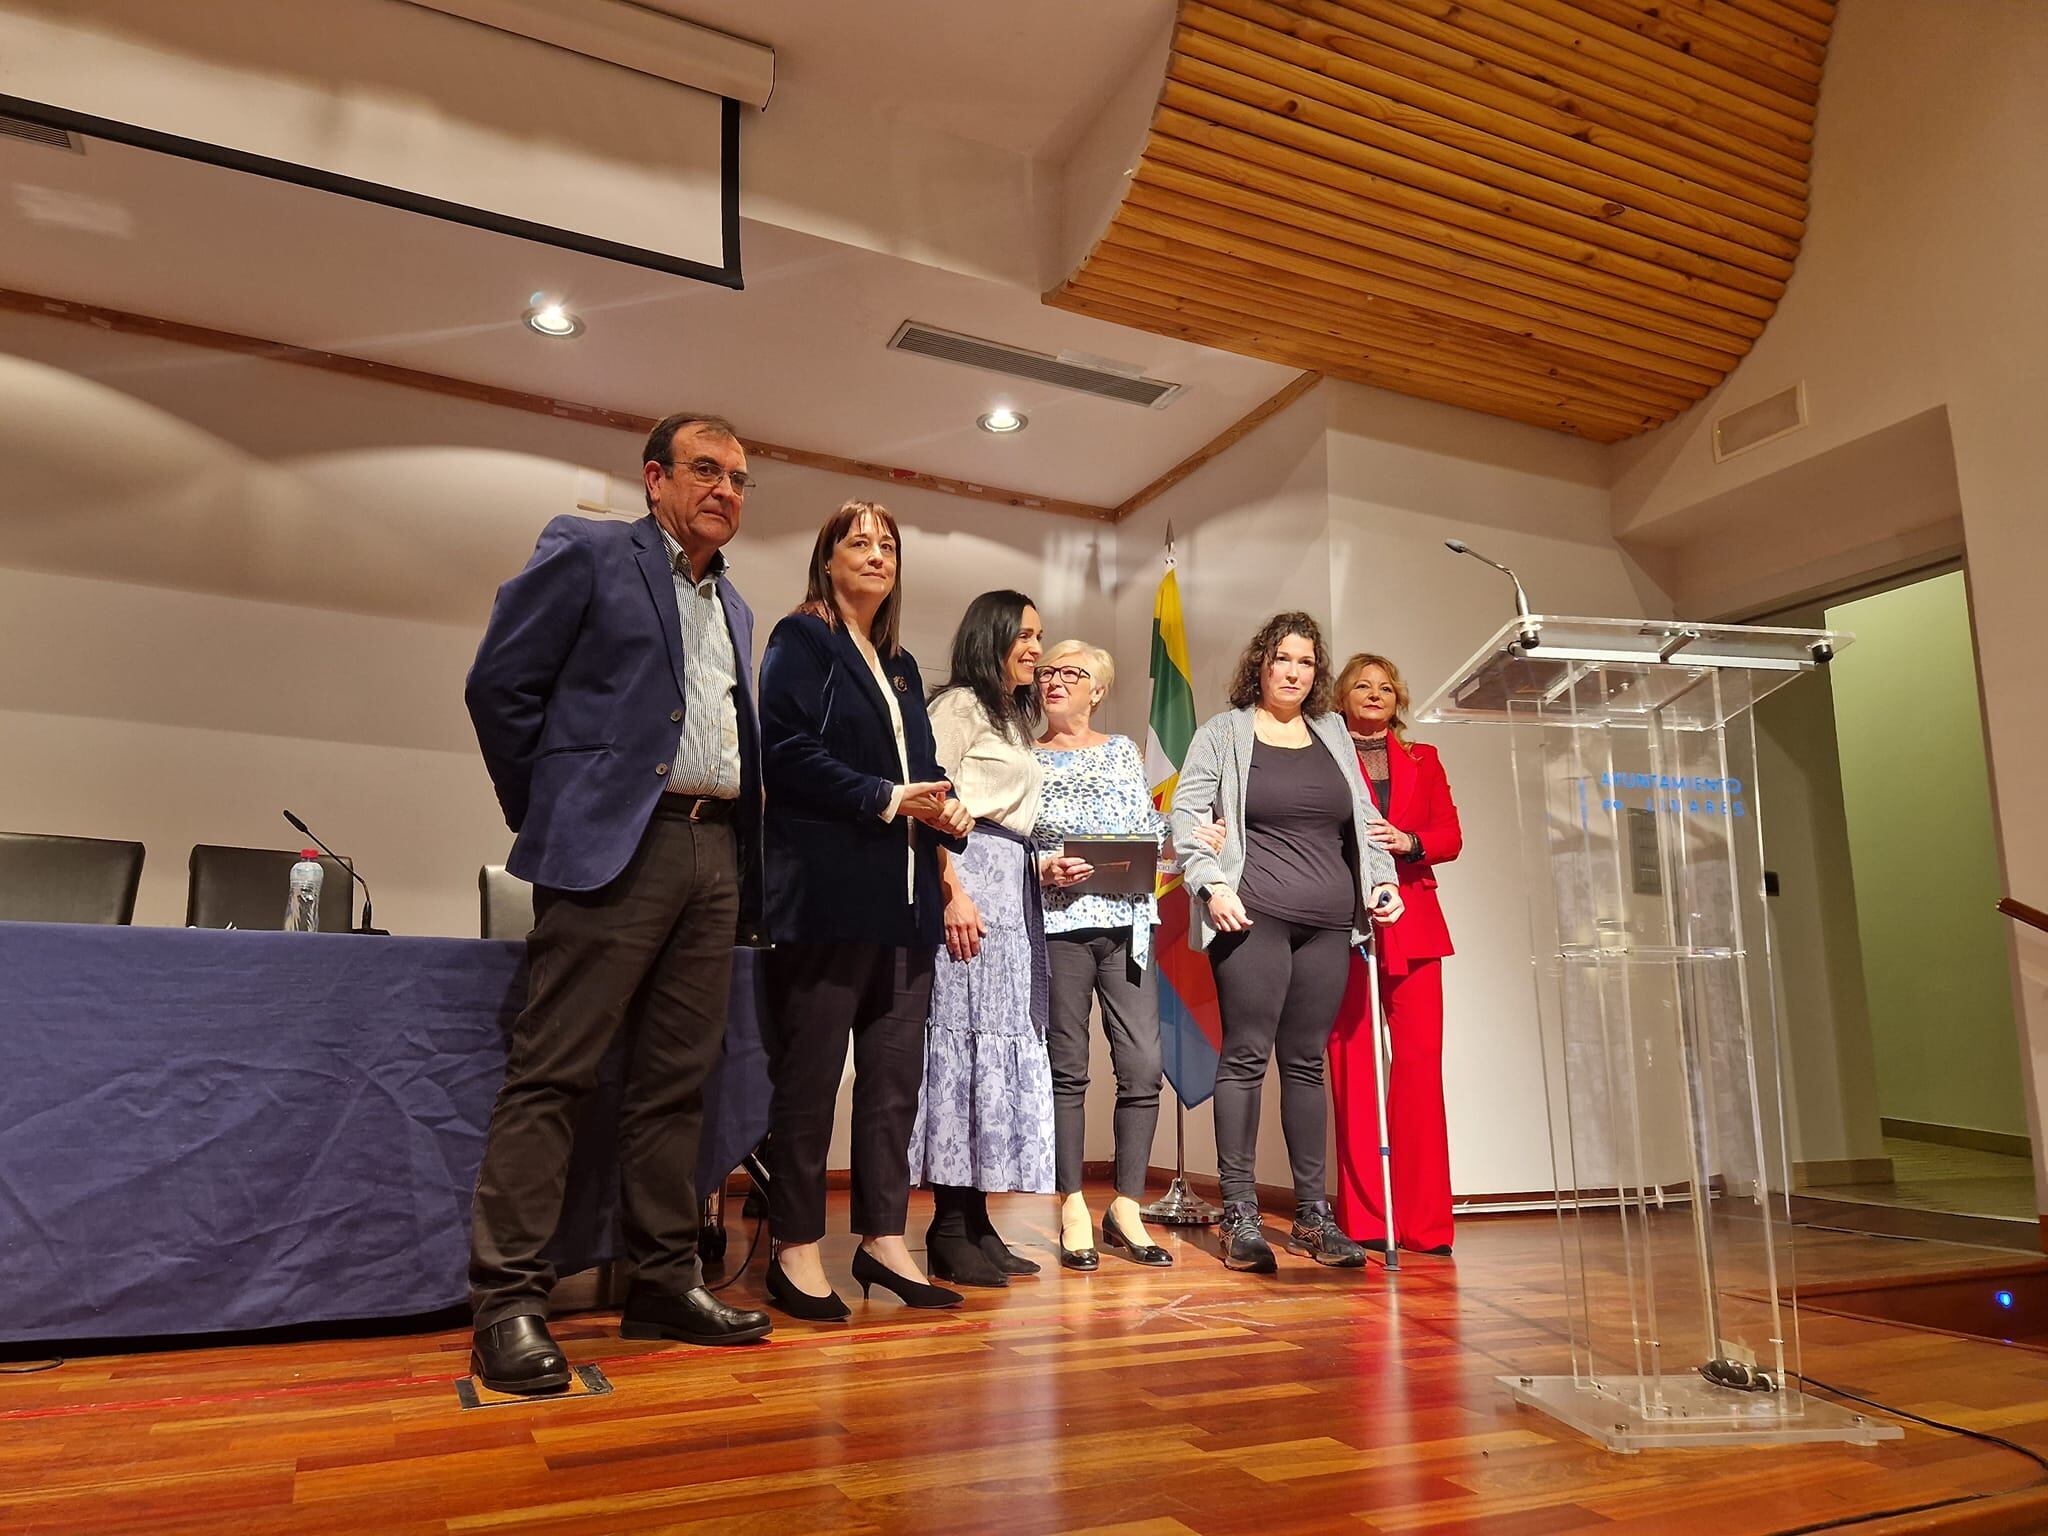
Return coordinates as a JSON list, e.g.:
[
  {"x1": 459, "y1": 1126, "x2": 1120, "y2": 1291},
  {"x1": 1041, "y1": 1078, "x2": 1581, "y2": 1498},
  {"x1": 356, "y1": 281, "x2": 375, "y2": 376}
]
[
  {"x1": 282, "y1": 810, "x2": 388, "y2": 935},
  {"x1": 1444, "y1": 539, "x2": 1540, "y2": 647}
]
